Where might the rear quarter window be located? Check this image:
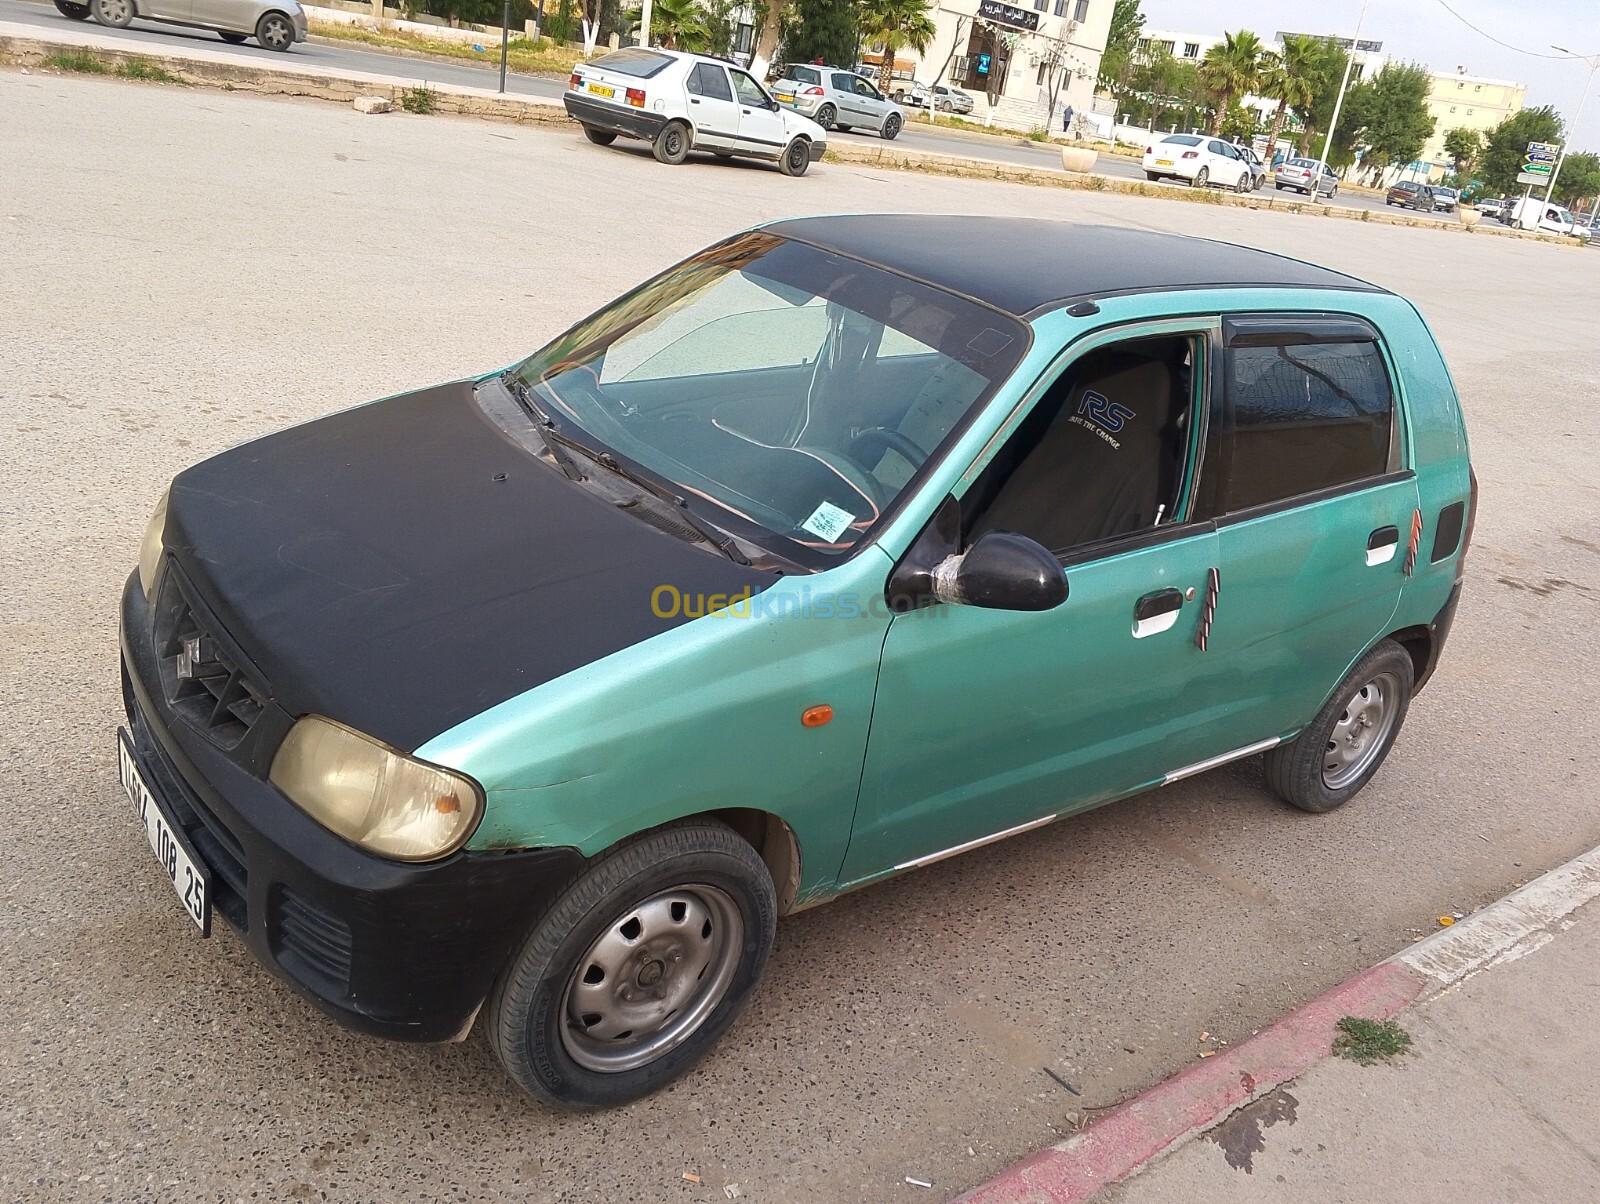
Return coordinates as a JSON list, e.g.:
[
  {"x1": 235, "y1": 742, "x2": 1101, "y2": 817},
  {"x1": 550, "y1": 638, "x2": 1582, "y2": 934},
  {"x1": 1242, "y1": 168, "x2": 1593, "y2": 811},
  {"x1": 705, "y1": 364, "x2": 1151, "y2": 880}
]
[
  {"x1": 592, "y1": 48, "x2": 675, "y2": 78},
  {"x1": 1222, "y1": 337, "x2": 1395, "y2": 512}
]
